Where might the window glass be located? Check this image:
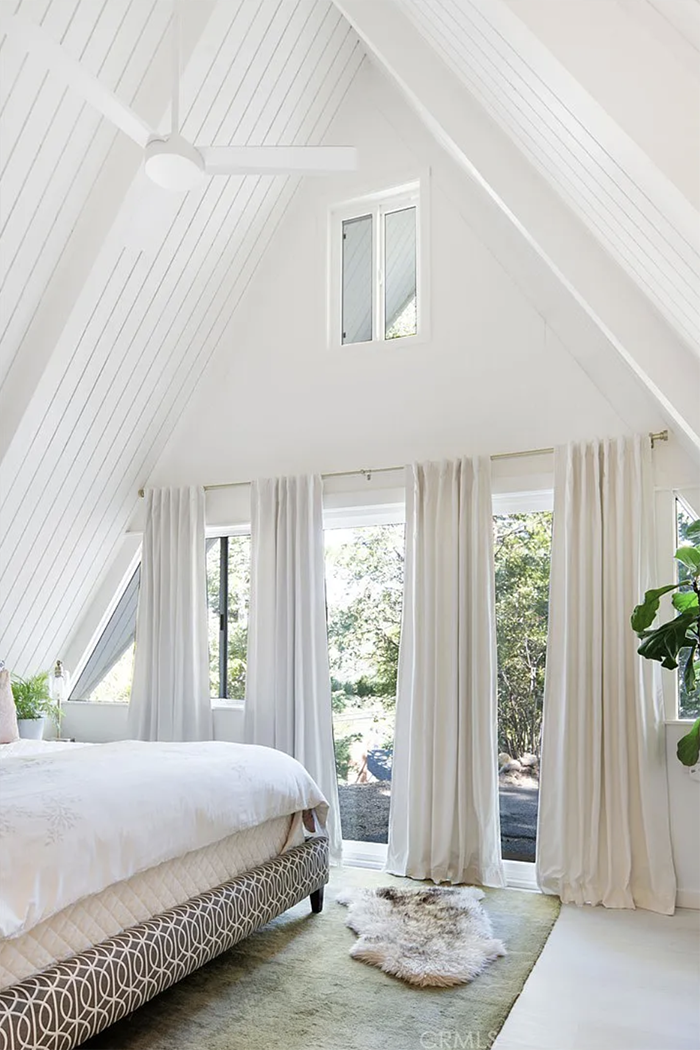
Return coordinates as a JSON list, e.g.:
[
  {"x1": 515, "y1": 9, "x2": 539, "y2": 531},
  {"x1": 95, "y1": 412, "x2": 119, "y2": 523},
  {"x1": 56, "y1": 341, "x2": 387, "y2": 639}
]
[
  {"x1": 71, "y1": 566, "x2": 140, "y2": 702},
  {"x1": 206, "y1": 541, "x2": 222, "y2": 699},
  {"x1": 325, "y1": 524, "x2": 404, "y2": 844},
  {"x1": 494, "y1": 511, "x2": 552, "y2": 863},
  {"x1": 341, "y1": 214, "x2": 373, "y2": 344},
  {"x1": 676, "y1": 498, "x2": 700, "y2": 720},
  {"x1": 206, "y1": 535, "x2": 251, "y2": 700},
  {"x1": 384, "y1": 206, "x2": 417, "y2": 340},
  {"x1": 86, "y1": 645, "x2": 135, "y2": 703},
  {"x1": 226, "y1": 535, "x2": 250, "y2": 700}
]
